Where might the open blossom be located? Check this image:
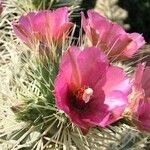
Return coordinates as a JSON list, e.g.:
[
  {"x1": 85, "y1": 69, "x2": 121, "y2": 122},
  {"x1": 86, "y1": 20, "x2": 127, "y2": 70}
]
[
  {"x1": 54, "y1": 46, "x2": 131, "y2": 133},
  {"x1": 81, "y1": 10, "x2": 145, "y2": 60},
  {"x1": 129, "y1": 63, "x2": 150, "y2": 132},
  {"x1": 13, "y1": 7, "x2": 72, "y2": 48}
]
